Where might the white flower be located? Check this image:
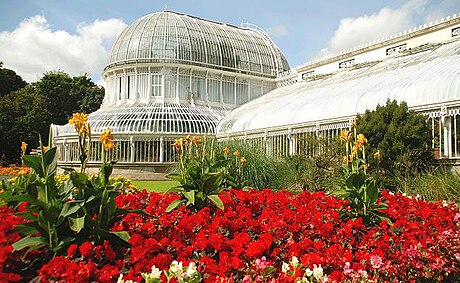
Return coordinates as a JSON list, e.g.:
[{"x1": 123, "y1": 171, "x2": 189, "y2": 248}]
[
  {"x1": 150, "y1": 266, "x2": 162, "y2": 278},
  {"x1": 305, "y1": 267, "x2": 313, "y2": 277},
  {"x1": 313, "y1": 264, "x2": 323, "y2": 280},
  {"x1": 291, "y1": 256, "x2": 299, "y2": 266},
  {"x1": 282, "y1": 262, "x2": 290, "y2": 273},
  {"x1": 170, "y1": 260, "x2": 183, "y2": 274},
  {"x1": 186, "y1": 262, "x2": 197, "y2": 277},
  {"x1": 117, "y1": 274, "x2": 137, "y2": 283}
]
